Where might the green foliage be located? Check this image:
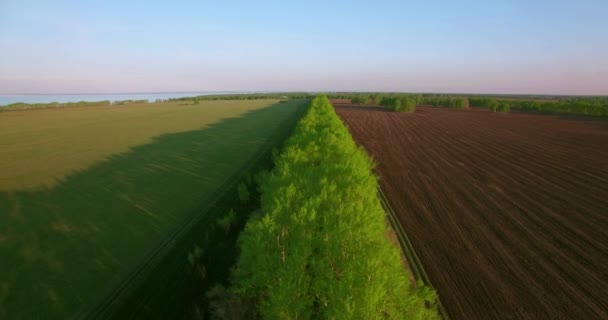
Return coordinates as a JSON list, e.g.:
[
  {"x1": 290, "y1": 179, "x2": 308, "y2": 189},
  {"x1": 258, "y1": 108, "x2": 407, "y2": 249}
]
[
  {"x1": 206, "y1": 284, "x2": 257, "y2": 320},
  {"x1": 379, "y1": 96, "x2": 416, "y2": 112},
  {"x1": 498, "y1": 102, "x2": 510, "y2": 112},
  {"x1": 1, "y1": 100, "x2": 111, "y2": 111},
  {"x1": 372, "y1": 94, "x2": 383, "y2": 105},
  {"x1": 217, "y1": 209, "x2": 237, "y2": 233},
  {"x1": 113, "y1": 99, "x2": 148, "y2": 105},
  {"x1": 397, "y1": 97, "x2": 417, "y2": 112},
  {"x1": 350, "y1": 95, "x2": 369, "y2": 104},
  {"x1": 253, "y1": 170, "x2": 270, "y2": 193},
  {"x1": 487, "y1": 99, "x2": 500, "y2": 112},
  {"x1": 452, "y1": 98, "x2": 468, "y2": 109},
  {"x1": 421, "y1": 96, "x2": 469, "y2": 109},
  {"x1": 415, "y1": 279, "x2": 438, "y2": 304},
  {"x1": 237, "y1": 182, "x2": 251, "y2": 203},
  {"x1": 170, "y1": 93, "x2": 311, "y2": 102},
  {"x1": 188, "y1": 245, "x2": 204, "y2": 267},
  {"x1": 473, "y1": 97, "x2": 510, "y2": 113},
  {"x1": 391, "y1": 97, "x2": 402, "y2": 111},
  {"x1": 375, "y1": 94, "x2": 467, "y2": 111},
  {"x1": 232, "y1": 96, "x2": 438, "y2": 319},
  {"x1": 470, "y1": 96, "x2": 608, "y2": 116}
]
